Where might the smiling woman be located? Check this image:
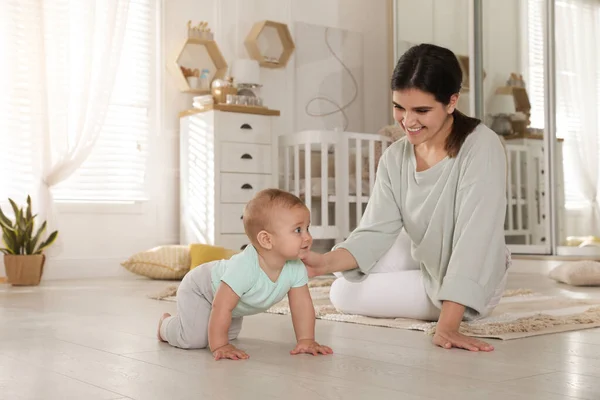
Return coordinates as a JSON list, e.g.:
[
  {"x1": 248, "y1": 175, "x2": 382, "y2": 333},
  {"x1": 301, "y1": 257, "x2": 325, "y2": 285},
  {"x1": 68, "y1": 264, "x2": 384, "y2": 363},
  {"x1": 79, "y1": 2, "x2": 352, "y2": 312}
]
[
  {"x1": 391, "y1": 44, "x2": 481, "y2": 159},
  {"x1": 301, "y1": 43, "x2": 511, "y2": 353}
]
